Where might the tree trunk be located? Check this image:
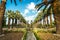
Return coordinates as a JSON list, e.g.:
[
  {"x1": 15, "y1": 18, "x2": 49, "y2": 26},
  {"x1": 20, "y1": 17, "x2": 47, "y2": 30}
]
[
  {"x1": 15, "y1": 19, "x2": 17, "y2": 26},
  {"x1": 8, "y1": 18, "x2": 10, "y2": 29},
  {"x1": 50, "y1": 8, "x2": 52, "y2": 28},
  {"x1": 53, "y1": 1, "x2": 60, "y2": 34},
  {"x1": 43, "y1": 17, "x2": 46, "y2": 28},
  {"x1": 0, "y1": 0, "x2": 6, "y2": 34},
  {"x1": 47, "y1": 16, "x2": 49, "y2": 25},
  {"x1": 12, "y1": 19, "x2": 14, "y2": 28},
  {"x1": 45, "y1": 15, "x2": 49, "y2": 28}
]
